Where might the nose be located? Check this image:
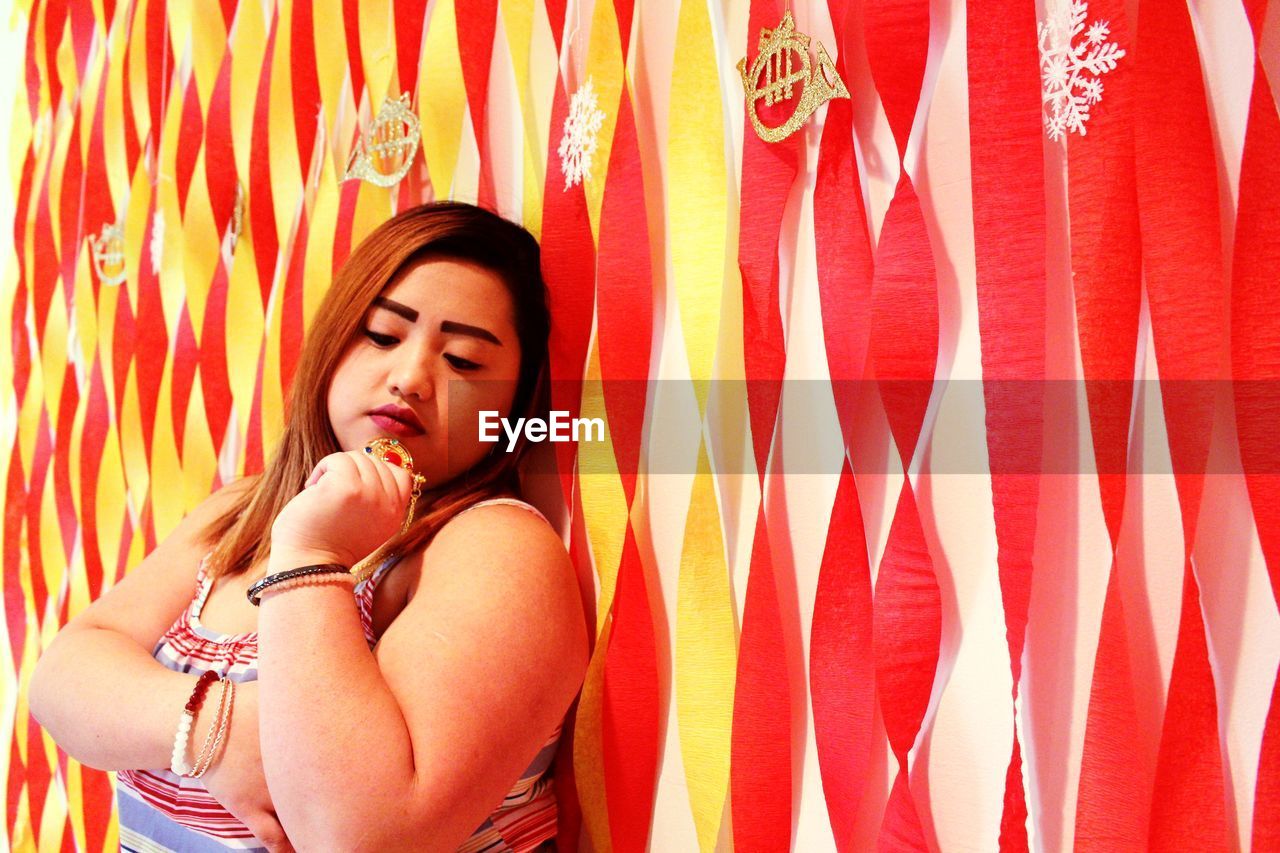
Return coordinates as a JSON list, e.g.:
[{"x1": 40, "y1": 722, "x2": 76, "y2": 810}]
[{"x1": 388, "y1": 355, "x2": 437, "y2": 403}]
